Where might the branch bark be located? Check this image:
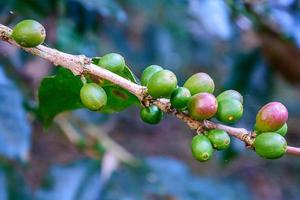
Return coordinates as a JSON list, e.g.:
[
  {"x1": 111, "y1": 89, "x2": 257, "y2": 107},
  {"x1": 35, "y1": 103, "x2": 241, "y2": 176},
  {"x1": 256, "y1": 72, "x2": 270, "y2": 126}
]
[{"x1": 1, "y1": 23, "x2": 299, "y2": 157}]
